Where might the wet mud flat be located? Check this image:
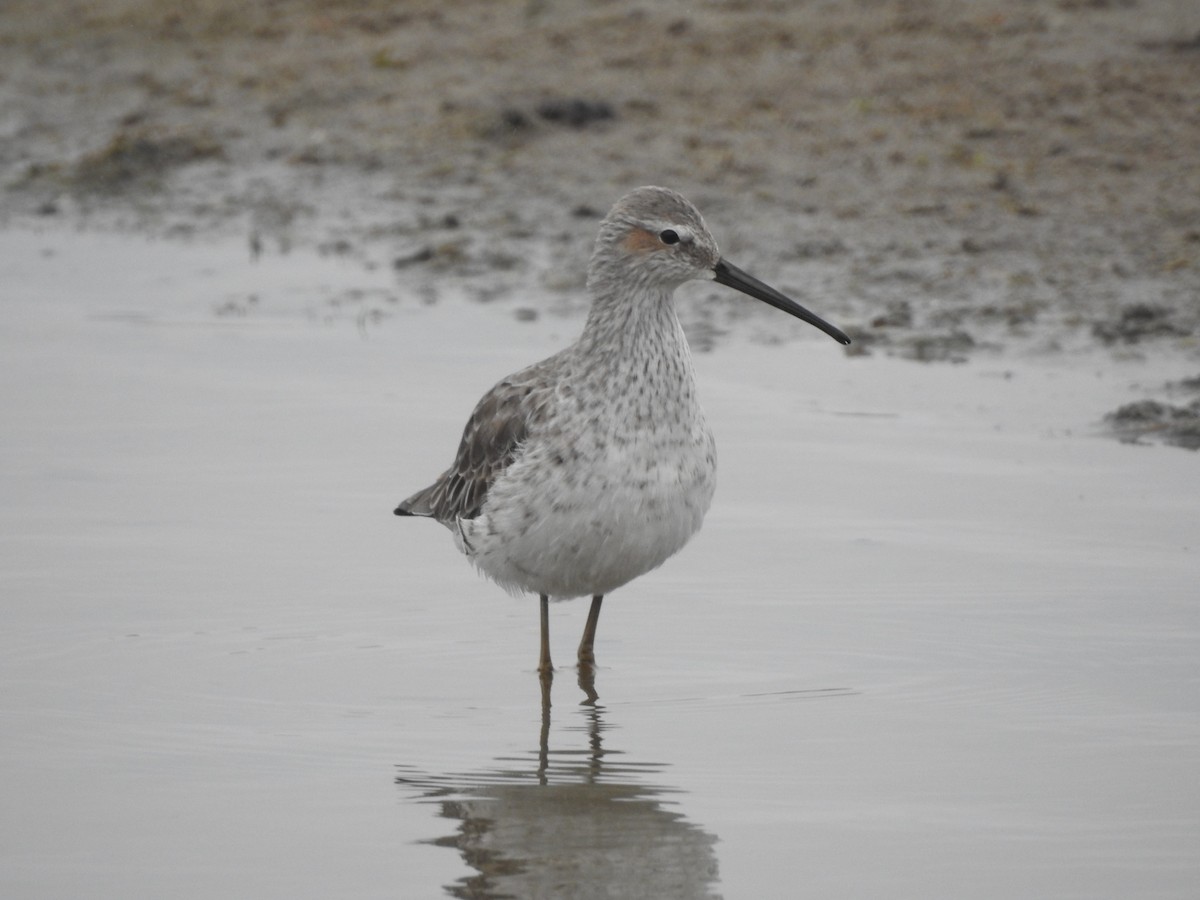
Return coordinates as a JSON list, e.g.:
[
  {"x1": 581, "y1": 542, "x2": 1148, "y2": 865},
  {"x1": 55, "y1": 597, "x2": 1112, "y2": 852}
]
[{"x1": 3, "y1": 1, "x2": 1199, "y2": 416}]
